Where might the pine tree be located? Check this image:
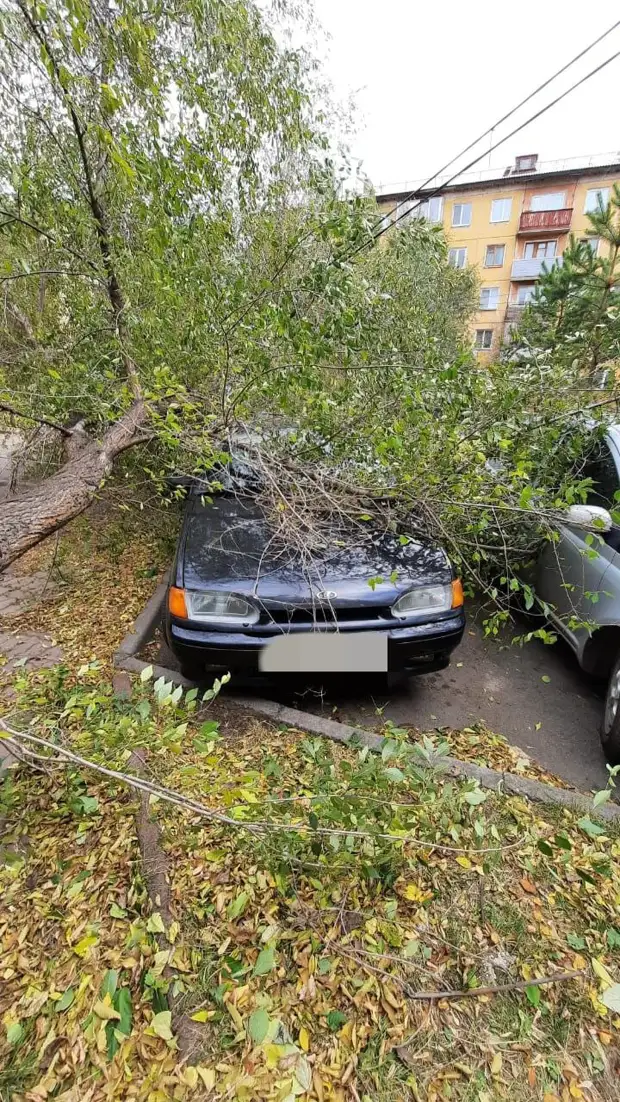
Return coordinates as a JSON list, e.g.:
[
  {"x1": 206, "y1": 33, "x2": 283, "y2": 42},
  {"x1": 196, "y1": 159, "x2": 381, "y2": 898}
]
[{"x1": 508, "y1": 184, "x2": 620, "y2": 375}]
